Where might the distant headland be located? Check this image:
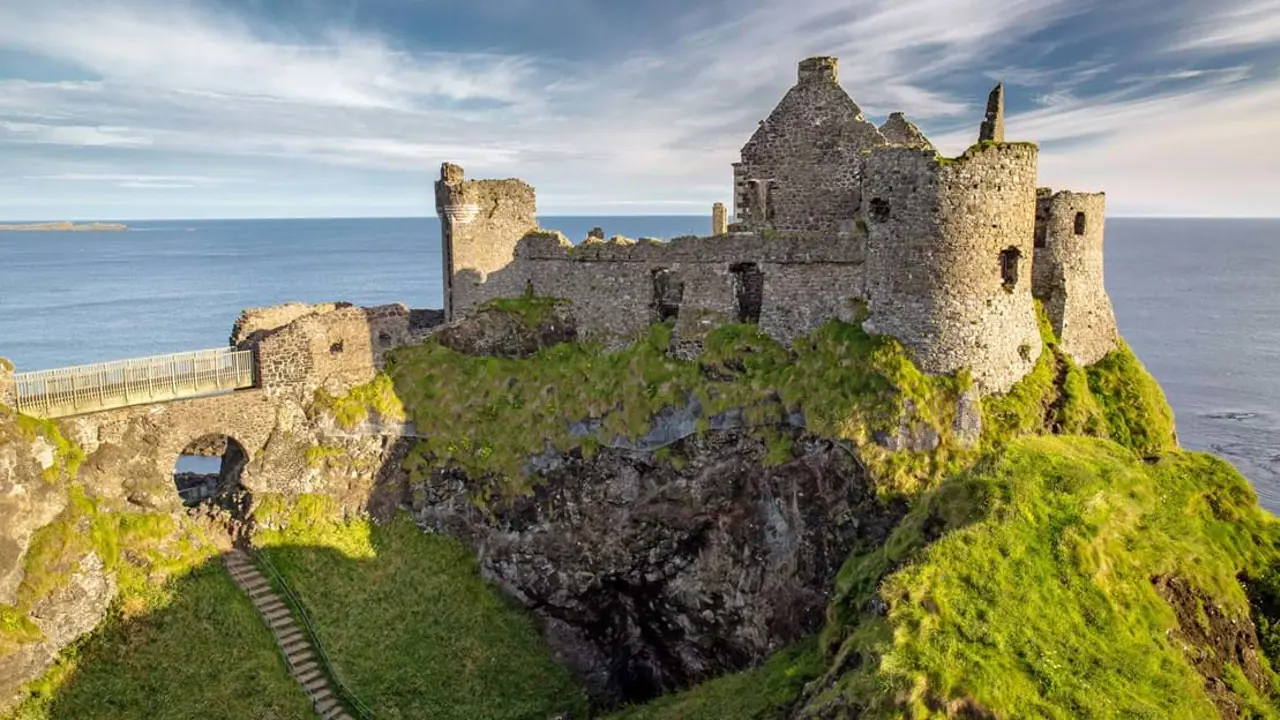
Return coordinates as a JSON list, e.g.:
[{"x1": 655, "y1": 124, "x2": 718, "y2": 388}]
[{"x1": 0, "y1": 221, "x2": 128, "y2": 232}]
